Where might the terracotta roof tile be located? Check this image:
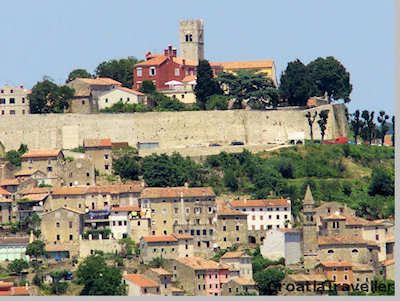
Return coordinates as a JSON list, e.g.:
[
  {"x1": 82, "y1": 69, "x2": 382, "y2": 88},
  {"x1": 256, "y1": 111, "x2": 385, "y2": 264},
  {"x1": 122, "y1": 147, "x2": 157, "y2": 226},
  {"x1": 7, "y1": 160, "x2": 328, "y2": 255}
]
[
  {"x1": 79, "y1": 77, "x2": 122, "y2": 86},
  {"x1": 213, "y1": 60, "x2": 274, "y2": 70},
  {"x1": 83, "y1": 138, "x2": 112, "y2": 148},
  {"x1": 123, "y1": 274, "x2": 159, "y2": 288},
  {"x1": 23, "y1": 193, "x2": 49, "y2": 202},
  {"x1": 111, "y1": 206, "x2": 140, "y2": 212},
  {"x1": 52, "y1": 186, "x2": 88, "y2": 196},
  {"x1": 20, "y1": 186, "x2": 52, "y2": 195},
  {"x1": 136, "y1": 55, "x2": 168, "y2": 67},
  {"x1": 116, "y1": 86, "x2": 145, "y2": 96},
  {"x1": 318, "y1": 234, "x2": 377, "y2": 246},
  {"x1": 142, "y1": 235, "x2": 178, "y2": 243},
  {"x1": 231, "y1": 199, "x2": 289, "y2": 208},
  {"x1": 0, "y1": 179, "x2": 19, "y2": 186},
  {"x1": 14, "y1": 169, "x2": 40, "y2": 177},
  {"x1": 171, "y1": 233, "x2": 193, "y2": 240},
  {"x1": 0, "y1": 187, "x2": 11, "y2": 195},
  {"x1": 21, "y1": 149, "x2": 61, "y2": 159},
  {"x1": 322, "y1": 213, "x2": 347, "y2": 220},
  {"x1": 87, "y1": 183, "x2": 143, "y2": 194},
  {"x1": 287, "y1": 273, "x2": 327, "y2": 282},
  {"x1": 319, "y1": 261, "x2": 352, "y2": 268},
  {"x1": 150, "y1": 268, "x2": 172, "y2": 276},
  {"x1": 0, "y1": 236, "x2": 30, "y2": 245},
  {"x1": 182, "y1": 75, "x2": 196, "y2": 82},
  {"x1": 221, "y1": 251, "x2": 250, "y2": 259},
  {"x1": 383, "y1": 259, "x2": 394, "y2": 266},
  {"x1": 175, "y1": 256, "x2": 230, "y2": 270},
  {"x1": 232, "y1": 277, "x2": 255, "y2": 286},
  {"x1": 140, "y1": 187, "x2": 215, "y2": 199}
]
